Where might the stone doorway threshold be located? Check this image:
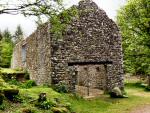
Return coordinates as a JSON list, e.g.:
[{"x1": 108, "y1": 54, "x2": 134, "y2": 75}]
[{"x1": 75, "y1": 85, "x2": 104, "y2": 99}]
